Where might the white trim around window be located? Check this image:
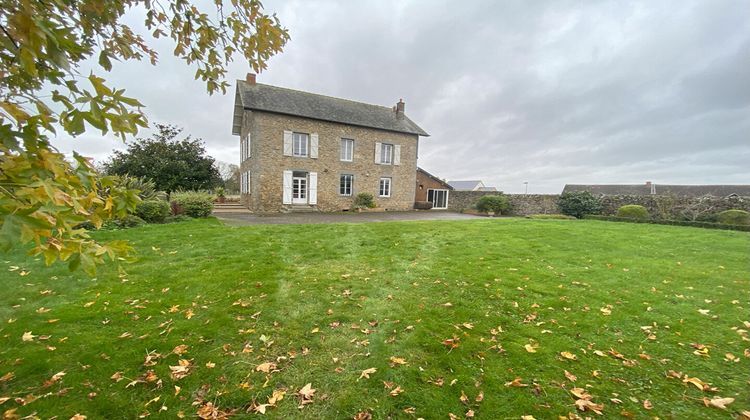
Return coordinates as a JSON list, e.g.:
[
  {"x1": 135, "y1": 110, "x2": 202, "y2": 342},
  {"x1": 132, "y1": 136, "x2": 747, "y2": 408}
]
[
  {"x1": 340, "y1": 174, "x2": 353, "y2": 196},
  {"x1": 292, "y1": 132, "x2": 309, "y2": 157},
  {"x1": 340, "y1": 138, "x2": 354, "y2": 162},
  {"x1": 379, "y1": 177, "x2": 392, "y2": 197},
  {"x1": 380, "y1": 143, "x2": 393, "y2": 165}
]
